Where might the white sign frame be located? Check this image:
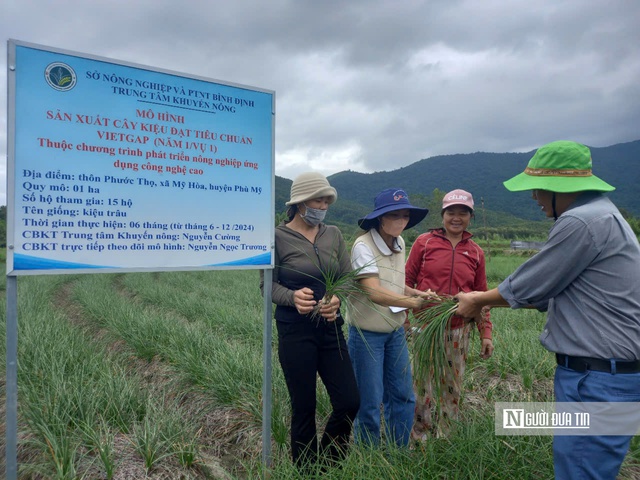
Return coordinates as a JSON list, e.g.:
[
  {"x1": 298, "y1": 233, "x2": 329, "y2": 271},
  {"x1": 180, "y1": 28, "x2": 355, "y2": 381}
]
[
  {"x1": 7, "y1": 40, "x2": 275, "y2": 275},
  {"x1": 5, "y1": 39, "x2": 277, "y2": 479}
]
